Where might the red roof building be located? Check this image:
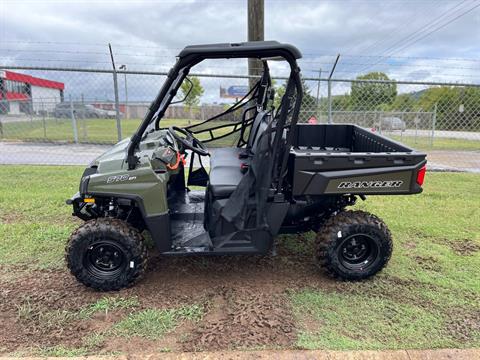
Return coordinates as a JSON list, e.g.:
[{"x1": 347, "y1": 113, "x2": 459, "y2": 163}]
[{"x1": 0, "y1": 70, "x2": 65, "y2": 115}]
